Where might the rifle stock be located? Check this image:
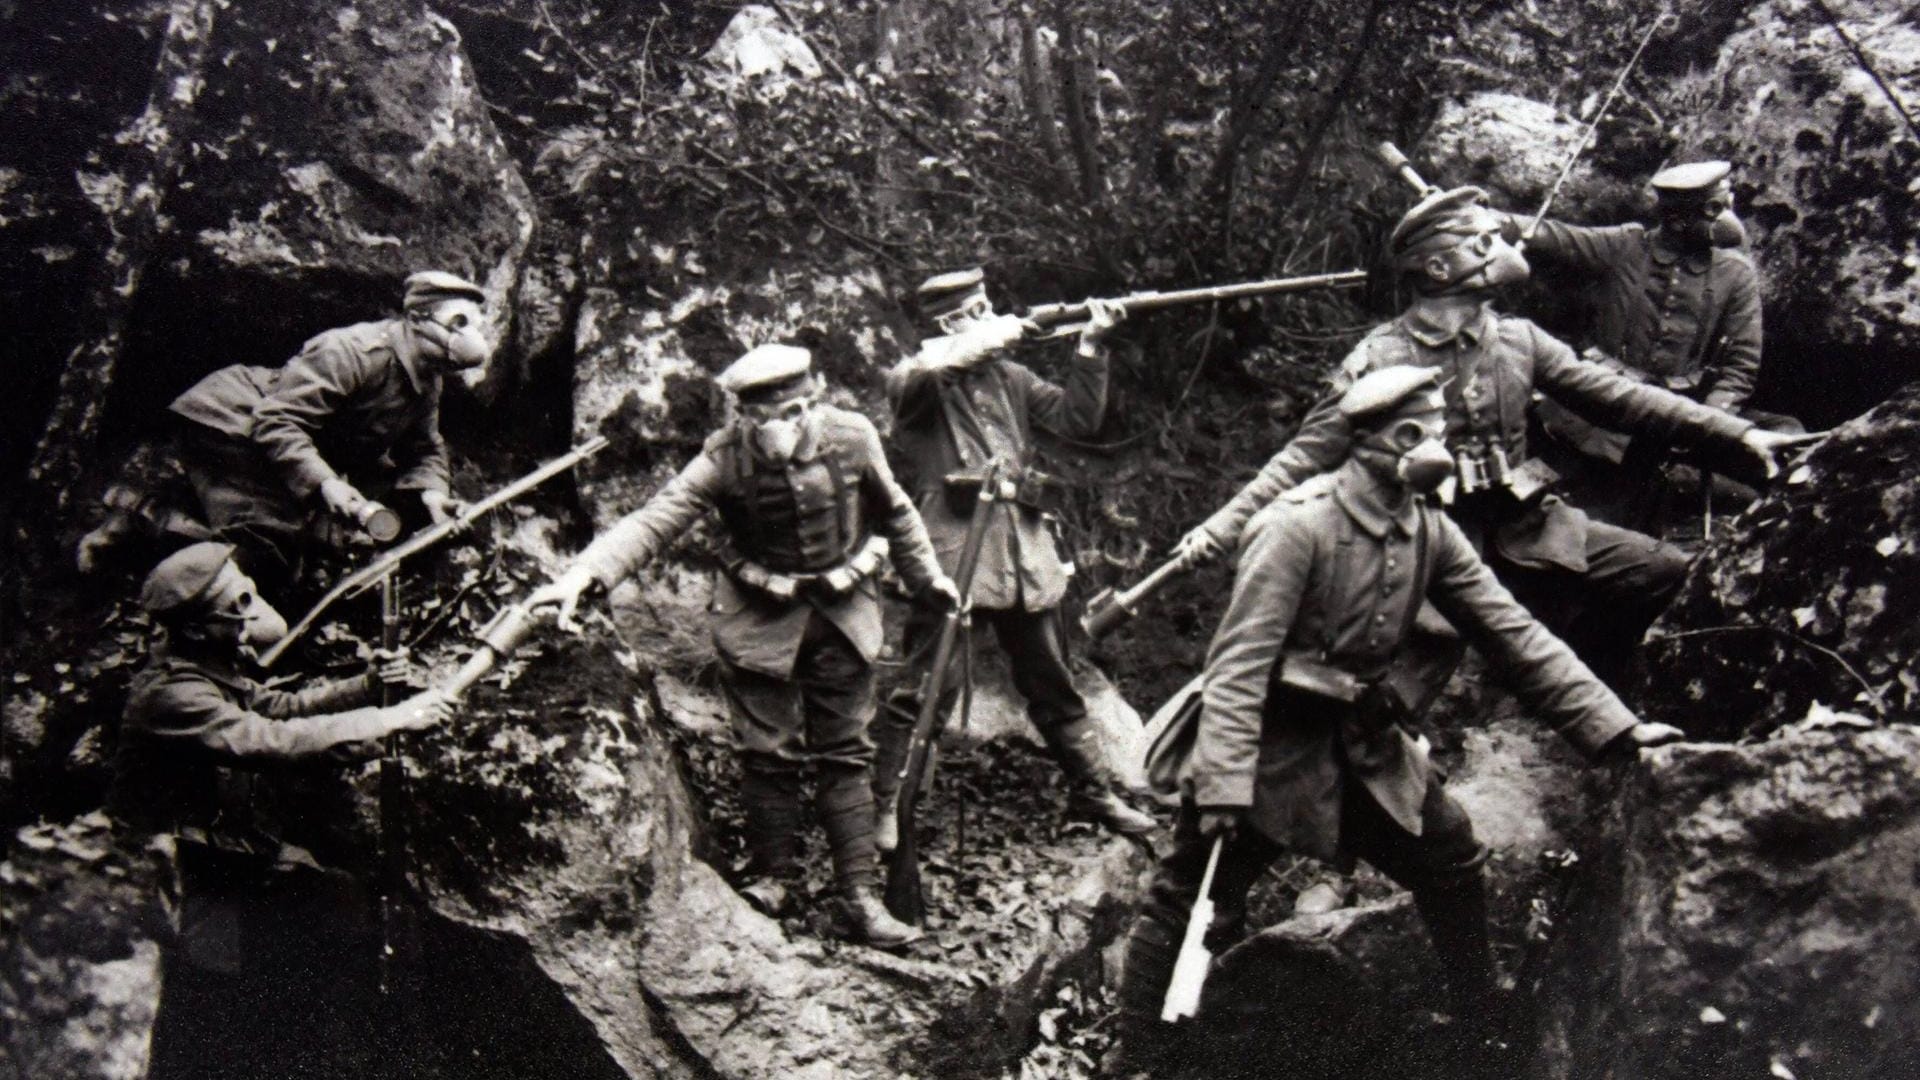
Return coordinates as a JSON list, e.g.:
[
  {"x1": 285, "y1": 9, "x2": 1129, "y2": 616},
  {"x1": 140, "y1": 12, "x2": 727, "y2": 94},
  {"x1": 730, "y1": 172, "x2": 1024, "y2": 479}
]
[
  {"x1": 260, "y1": 435, "x2": 610, "y2": 668},
  {"x1": 1022, "y1": 270, "x2": 1368, "y2": 330},
  {"x1": 883, "y1": 464, "x2": 1005, "y2": 924}
]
